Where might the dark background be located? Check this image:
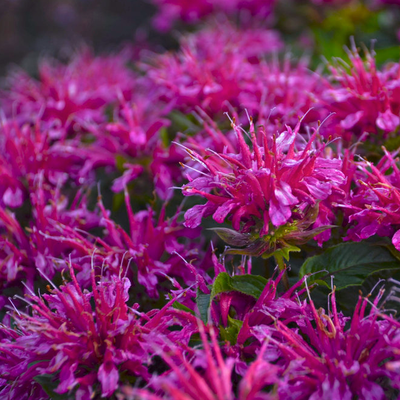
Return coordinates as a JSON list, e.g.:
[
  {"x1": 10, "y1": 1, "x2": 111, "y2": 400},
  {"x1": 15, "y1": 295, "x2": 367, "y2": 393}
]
[
  {"x1": 0, "y1": 0, "x2": 160, "y2": 74},
  {"x1": 1, "y1": 0, "x2": 399, "y2": 75}
]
